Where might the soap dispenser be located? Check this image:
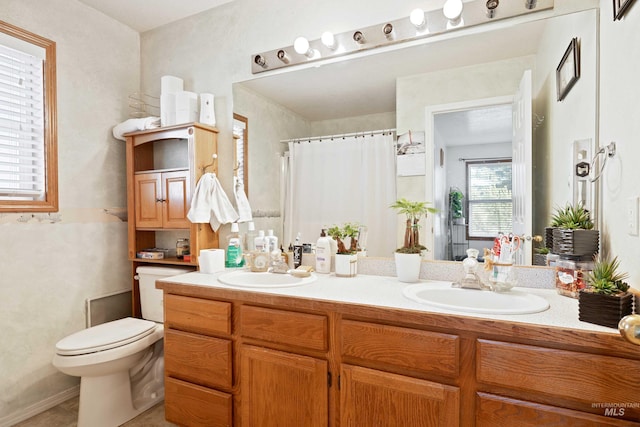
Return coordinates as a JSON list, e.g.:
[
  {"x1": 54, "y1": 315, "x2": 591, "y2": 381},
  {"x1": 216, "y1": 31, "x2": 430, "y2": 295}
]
[
  {"x1": 225, "y1": 223, "x2": 245, "y2": 268},
  {"x1": 315, "y1": 229, "x2": 332, "y2": 274}
]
